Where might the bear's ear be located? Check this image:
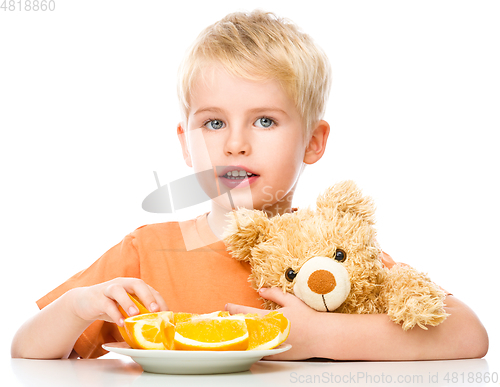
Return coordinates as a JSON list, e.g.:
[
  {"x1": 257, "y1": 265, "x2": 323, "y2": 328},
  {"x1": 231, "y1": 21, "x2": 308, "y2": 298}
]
[
  {"x1": 316, "y1": 180, "x2": 376, "y2": 225},
  {"x1": 222, "y1": 208, "x2": 271, "y2": 263}
]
